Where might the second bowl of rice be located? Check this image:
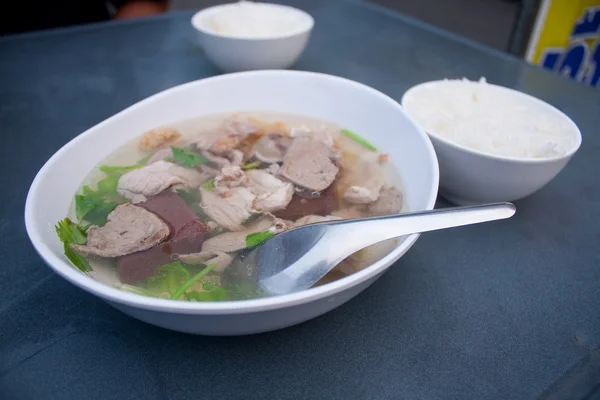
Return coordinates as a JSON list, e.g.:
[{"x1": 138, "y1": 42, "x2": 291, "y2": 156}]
[{"x1": 401, "y1": 78, "x2": 582, "y2": 205}]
